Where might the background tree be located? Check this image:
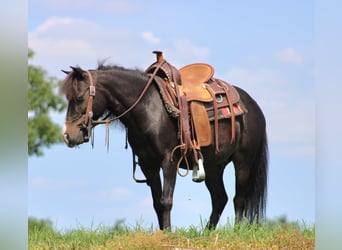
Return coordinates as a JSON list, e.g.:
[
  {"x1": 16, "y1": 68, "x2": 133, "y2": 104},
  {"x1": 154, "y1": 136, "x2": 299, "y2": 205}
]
[{"x1": 28, "y1": 49, "x2": 66, "y2": 156}]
